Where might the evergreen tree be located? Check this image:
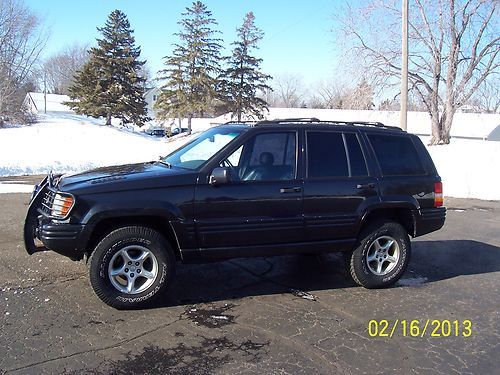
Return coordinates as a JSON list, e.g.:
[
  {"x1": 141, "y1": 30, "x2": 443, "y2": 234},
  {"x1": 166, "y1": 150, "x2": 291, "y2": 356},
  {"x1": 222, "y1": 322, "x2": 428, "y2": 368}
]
[
  {"x1": 223, "y1": 12, "x2": 271, "y2": 121},
  {"x1": 66, "y1": 10, "x2": 148, "y2": 126},
  {"x1": 156, "y1": 1, "x2": 223, "y2": 134}
]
